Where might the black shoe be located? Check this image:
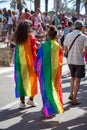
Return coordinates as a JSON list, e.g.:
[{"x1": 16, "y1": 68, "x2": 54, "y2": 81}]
[{"x1": 71, "y1": 99, "x2": 81, "y2": 105}]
